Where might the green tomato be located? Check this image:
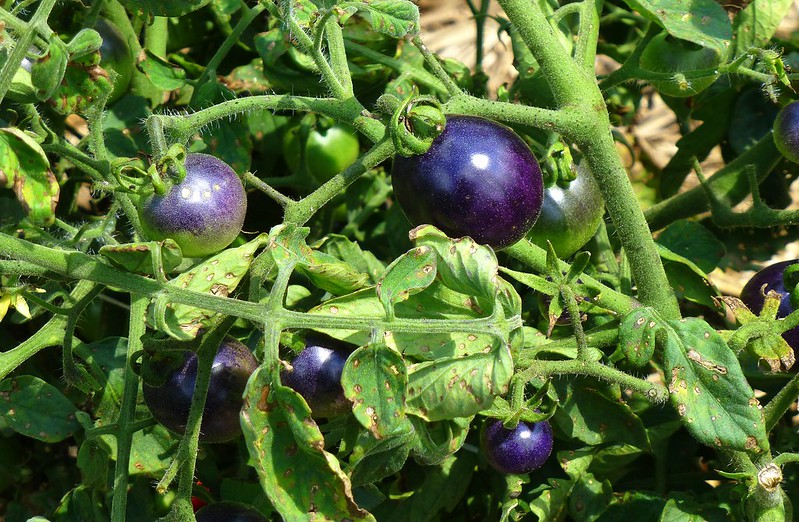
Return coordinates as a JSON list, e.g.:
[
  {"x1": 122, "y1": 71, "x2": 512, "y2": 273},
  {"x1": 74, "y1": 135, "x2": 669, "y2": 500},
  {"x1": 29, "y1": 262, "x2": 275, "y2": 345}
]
[
  {"x1": 639, "y1": 32, "x2": 722, "y2": 98},
  {"x1": 283, "y1": 121, "x2": 360, "y2": 184},
  {"x1": 95, "y1": 19, "x2": 133, "y2": 103},
  {"x1": 526, "y1": 162, "x2": 605, "y2": 258}
]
